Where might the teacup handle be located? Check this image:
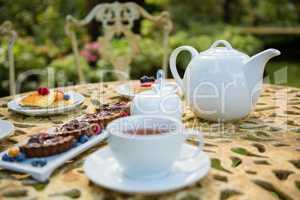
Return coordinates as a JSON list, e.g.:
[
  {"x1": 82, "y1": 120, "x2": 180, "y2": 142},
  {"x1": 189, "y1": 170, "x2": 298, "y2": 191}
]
[{"x1": 178, "y1": 129, "x2": 204, "y2": 161}]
